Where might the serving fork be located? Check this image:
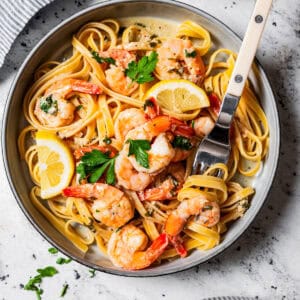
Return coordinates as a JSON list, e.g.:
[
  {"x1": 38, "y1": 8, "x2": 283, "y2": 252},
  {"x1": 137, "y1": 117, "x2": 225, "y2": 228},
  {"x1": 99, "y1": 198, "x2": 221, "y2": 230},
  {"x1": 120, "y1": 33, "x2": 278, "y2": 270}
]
[{"x1": 192, "y1": 0, "x2": 272, "y2": 175}]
